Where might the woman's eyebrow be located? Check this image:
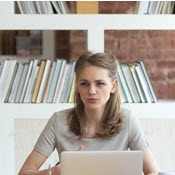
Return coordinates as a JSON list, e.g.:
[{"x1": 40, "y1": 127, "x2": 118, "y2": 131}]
[{"x1": 80, "y1": 79, "x2": 105, "y2": 82}]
